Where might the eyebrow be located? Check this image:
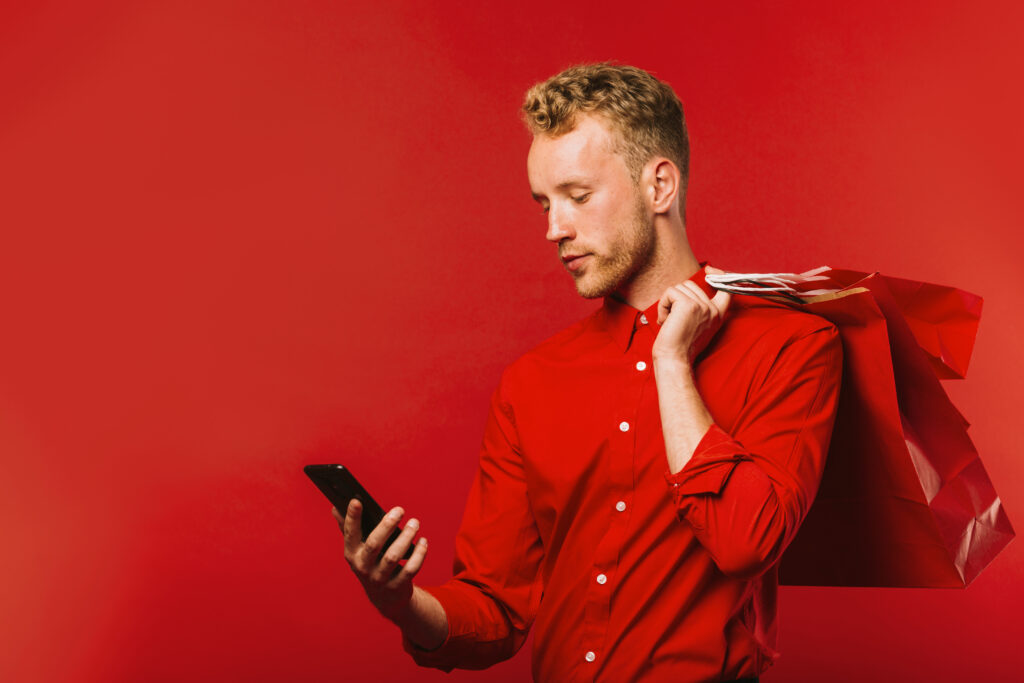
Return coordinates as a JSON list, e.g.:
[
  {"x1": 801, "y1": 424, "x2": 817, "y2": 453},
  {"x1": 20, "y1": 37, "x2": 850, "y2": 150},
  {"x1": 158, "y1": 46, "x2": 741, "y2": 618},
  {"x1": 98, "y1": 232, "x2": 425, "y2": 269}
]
[{"x1": 531, "y1": 176, "x2": 593, "y2": 200}]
